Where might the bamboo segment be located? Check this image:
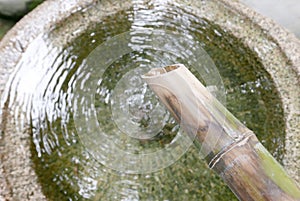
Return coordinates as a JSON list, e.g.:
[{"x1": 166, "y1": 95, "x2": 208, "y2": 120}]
[{"x1": 142, "y1": 64, "x2": 300, "y2": 201}]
